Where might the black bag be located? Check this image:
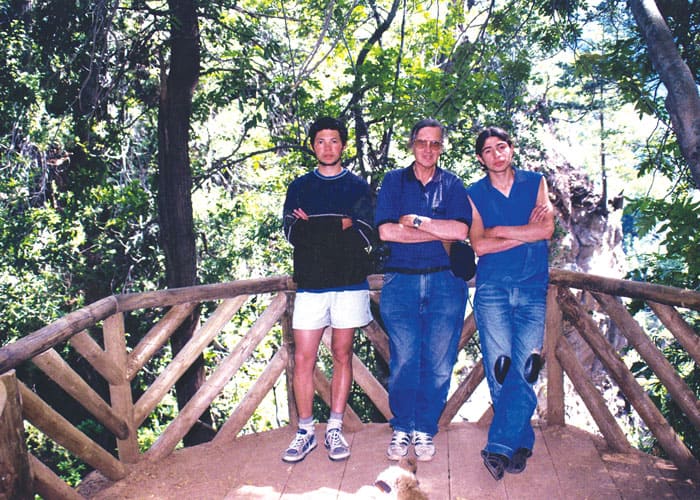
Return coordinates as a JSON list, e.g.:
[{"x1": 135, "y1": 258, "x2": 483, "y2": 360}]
[{"x1": 445, "y1": 240, "x2": 476, "y2": 281}]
